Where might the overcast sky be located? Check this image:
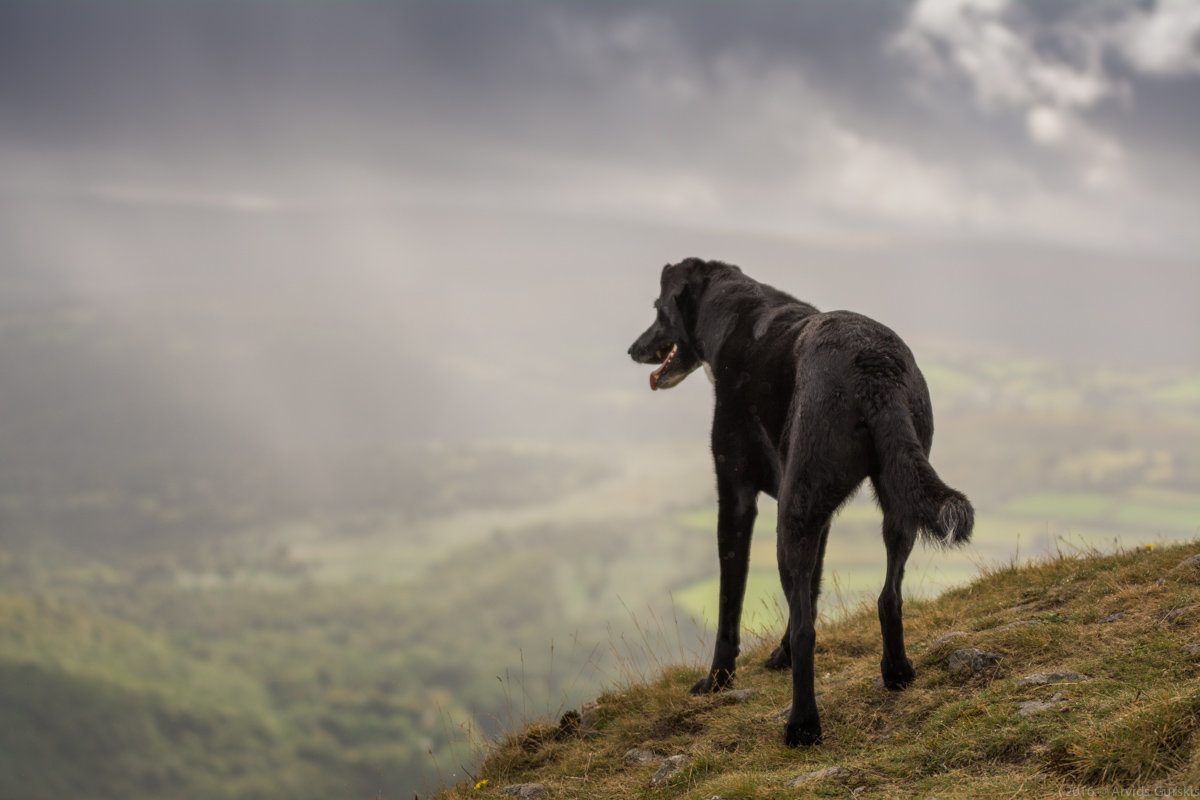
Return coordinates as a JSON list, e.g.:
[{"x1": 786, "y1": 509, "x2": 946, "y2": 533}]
[
  {"x1": 3, "y1": 0, "x2": 1198, "y2": 253},
  {"x1": 0, "y1": 0, "x2": 1198, "y2": 451}
]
